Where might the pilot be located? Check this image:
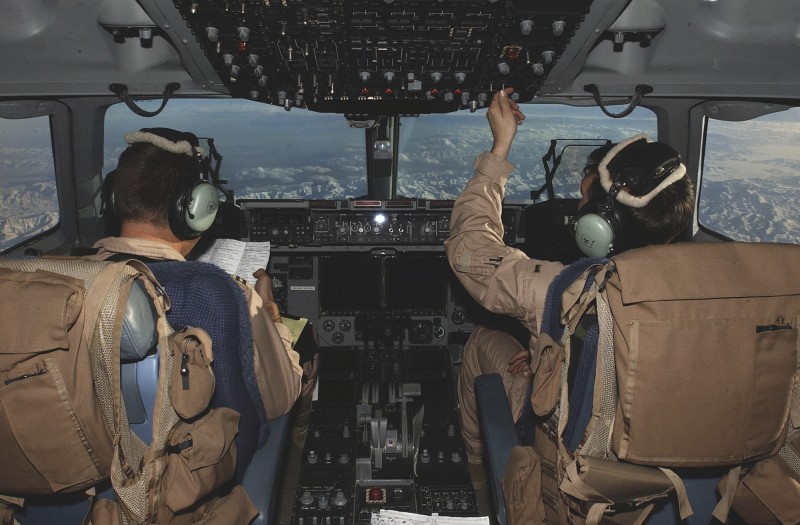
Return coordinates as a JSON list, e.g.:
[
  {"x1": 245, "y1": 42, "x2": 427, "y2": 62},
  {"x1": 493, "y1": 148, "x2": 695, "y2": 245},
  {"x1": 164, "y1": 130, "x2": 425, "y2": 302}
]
[
  {"x1": 87, "y1": 127, "x2": 317, "y2": 446},
  {"x1": 445, "y1": 89, "x2": 695, "y2": 488}
]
